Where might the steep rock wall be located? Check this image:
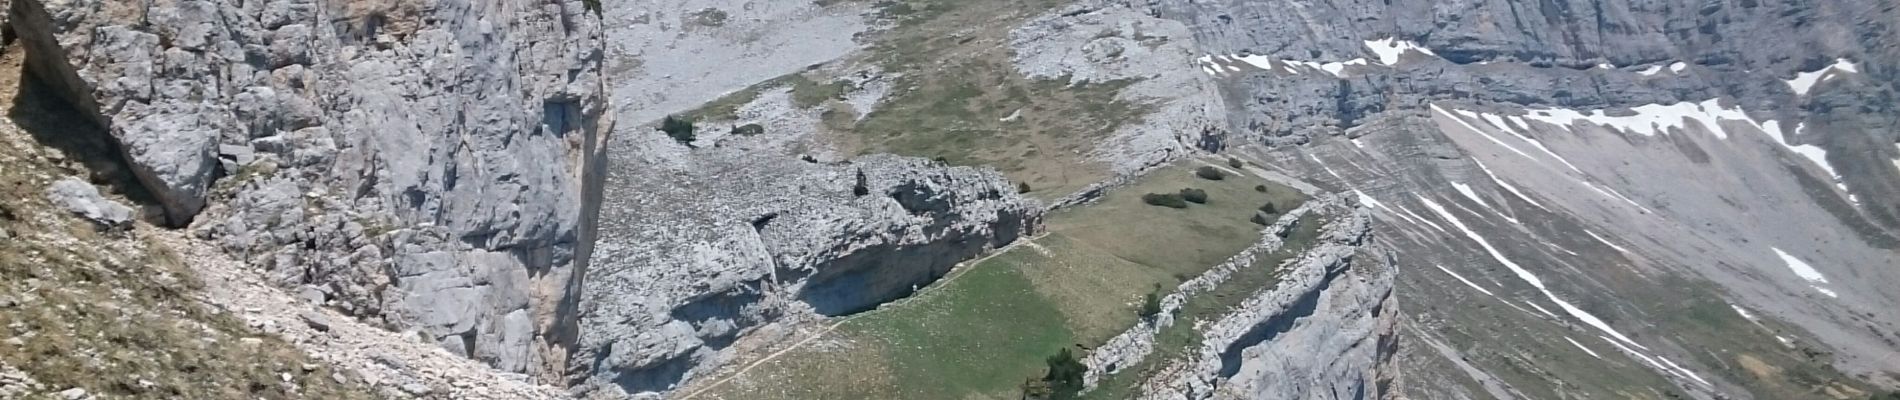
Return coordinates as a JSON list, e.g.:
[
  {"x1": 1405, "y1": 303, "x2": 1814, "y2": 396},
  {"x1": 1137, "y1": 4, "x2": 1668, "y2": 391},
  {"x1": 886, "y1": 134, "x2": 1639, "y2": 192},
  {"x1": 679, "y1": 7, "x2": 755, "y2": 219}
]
[
  {"x1": 7, "y1": 0, "x2": 610, "y2": 382},
  {"x1": 1138, "y1": 194, "x2": 1398, "y2": 399},
  {"x1": 577, "y1": 129, "x2": 1043, "y2": 397}
]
